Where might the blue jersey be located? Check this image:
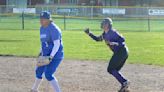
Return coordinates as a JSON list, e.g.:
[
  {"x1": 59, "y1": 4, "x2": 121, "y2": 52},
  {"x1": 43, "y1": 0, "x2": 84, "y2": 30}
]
[
  {"x1": 102, "y1": 29, "x2": 125, "y2": 53},
  {"x1": 40, "y1": 22, "x2": 64, "y2": 59}
]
